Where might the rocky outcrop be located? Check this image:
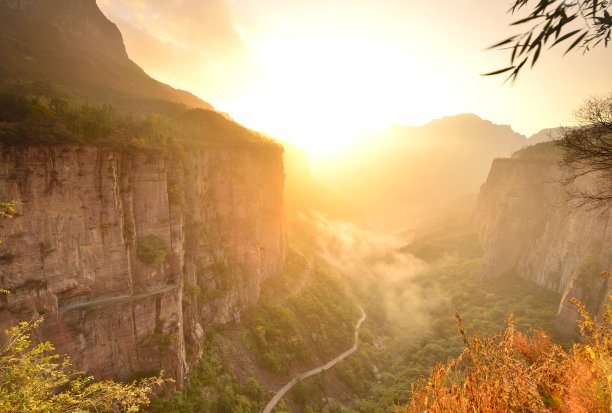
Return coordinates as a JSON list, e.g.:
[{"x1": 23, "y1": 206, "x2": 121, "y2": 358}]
[
  {"x1": 476, "y1": 150, "x2": 611, "y2": 334},
  {"x1": 0, "y1": 143, "x2": 285, "y2": 384}
]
